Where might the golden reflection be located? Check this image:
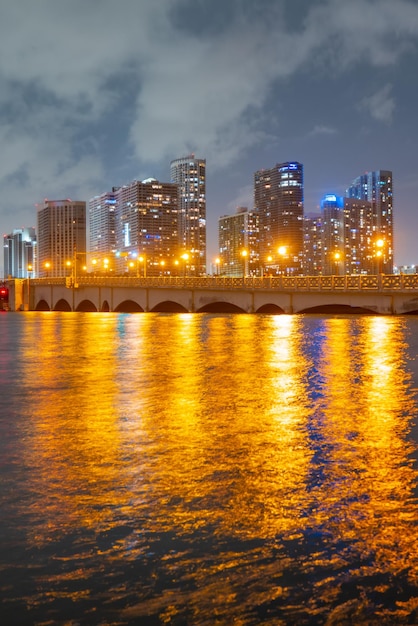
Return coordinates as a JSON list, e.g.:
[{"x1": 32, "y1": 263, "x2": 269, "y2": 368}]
[
  {"x1": 6, "y1": 313, "x2": 418, "y2": 623},
  {"x1": 20, "y1": 314, "x2": 128, "y2": 537},
  {"x1": 132, "y1": 313, "x2": 313, "y2": 540},
  {"x1": 310, "y1": 316, "x2": 418, "y2": 591}
]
